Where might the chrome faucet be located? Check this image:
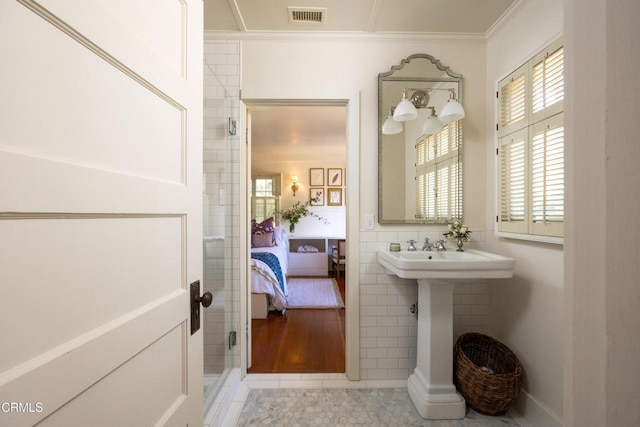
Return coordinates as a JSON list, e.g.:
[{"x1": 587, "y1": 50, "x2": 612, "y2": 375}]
[
  {"x1": 407, "y1": 239, "x2": 417, "y2": 251},
  {"x1": 422, "y1": 238, "x2": 432, "y2": 251},
  {"x1": 434, "y1": 239, "x2": 447, "y2": 251}
]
